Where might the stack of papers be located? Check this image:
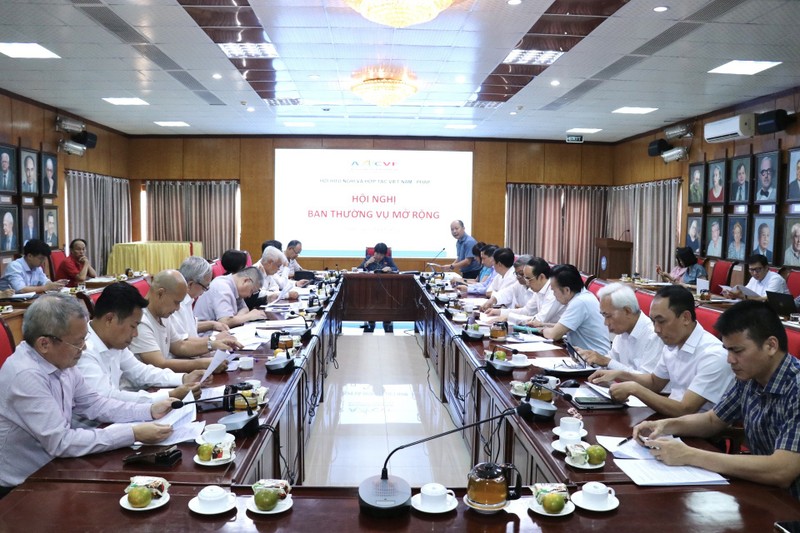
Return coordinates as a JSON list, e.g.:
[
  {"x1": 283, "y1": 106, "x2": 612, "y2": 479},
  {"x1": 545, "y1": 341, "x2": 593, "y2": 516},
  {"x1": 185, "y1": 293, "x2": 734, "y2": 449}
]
[
  {"x1": 584, "y1": 383, "x2": 647, "y2": 408},
  {"x1": 500, "y1": 342, "x2": 555, "y2": 353}
]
